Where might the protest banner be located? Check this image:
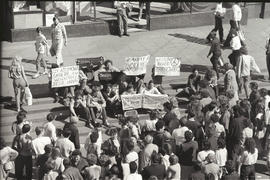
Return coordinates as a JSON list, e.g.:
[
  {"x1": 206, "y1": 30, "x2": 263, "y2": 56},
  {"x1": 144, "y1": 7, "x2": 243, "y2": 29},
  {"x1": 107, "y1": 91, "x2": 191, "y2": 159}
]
[
  {"x1": 142, "y1": 94, "x2": 169, "y2": 109},
  {"x1": 52, "y1": 66, "x2": 80, "y2": 88},
  {"x1": 154, "y1": 57, "x2": 181, "y2": 76},
  {"x1": 121, "y1": 94, "x2": 143, "y2": 110},
  {"x1": 124, "y1": 55, "x2": 150, "y2": 76}
]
